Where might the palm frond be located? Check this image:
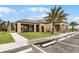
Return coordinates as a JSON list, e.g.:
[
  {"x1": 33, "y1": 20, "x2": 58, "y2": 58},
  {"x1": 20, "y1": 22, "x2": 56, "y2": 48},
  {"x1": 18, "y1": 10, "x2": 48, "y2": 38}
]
[
  {"x1": 55, "y1": 6, "x2": 62, "y2": 16},
  {"x1": 58, "y1": 10, "x2": 65, "y2": 15}
]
